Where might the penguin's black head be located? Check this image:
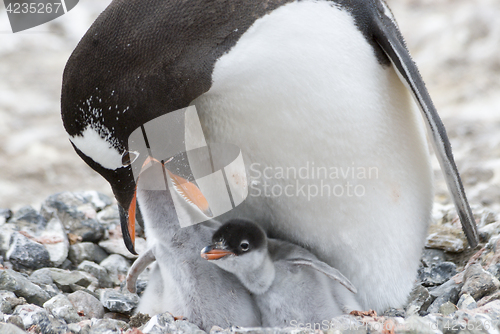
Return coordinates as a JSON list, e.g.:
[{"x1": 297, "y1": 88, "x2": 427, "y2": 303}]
[
  {"x1": 61, "y1": 0, "x2": 294, "y2": 255},
  {"x1": 201, "y1": 219, "x2": 267, "y2": 260}
]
